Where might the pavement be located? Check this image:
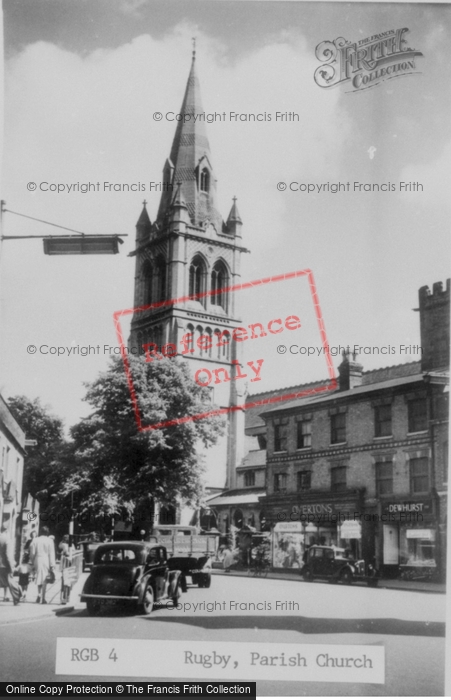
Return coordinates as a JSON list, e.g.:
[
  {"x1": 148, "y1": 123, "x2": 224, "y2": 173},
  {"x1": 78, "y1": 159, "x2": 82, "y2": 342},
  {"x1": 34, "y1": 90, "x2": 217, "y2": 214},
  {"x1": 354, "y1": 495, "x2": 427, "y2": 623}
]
[
  {"x1": 211, "y1": 566, "x2": 447, "y2": 594},
  {"x1": 0, "y1": 567, "x2": 89, "y2": 625}
]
